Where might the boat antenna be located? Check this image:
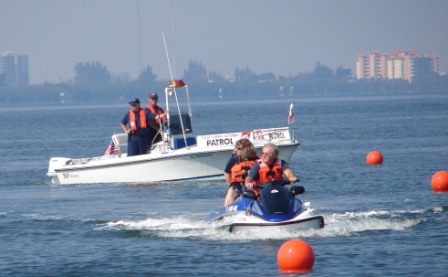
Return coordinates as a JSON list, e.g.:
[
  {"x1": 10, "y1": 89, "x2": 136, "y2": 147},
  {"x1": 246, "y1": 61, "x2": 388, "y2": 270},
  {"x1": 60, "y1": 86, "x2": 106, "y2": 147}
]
[
  {"x1": 162, "y1": 31, "x2": 189, "y2": 149},
  {"x1": 162, "y1": 31, "x2": 175, "y2": 84}
]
